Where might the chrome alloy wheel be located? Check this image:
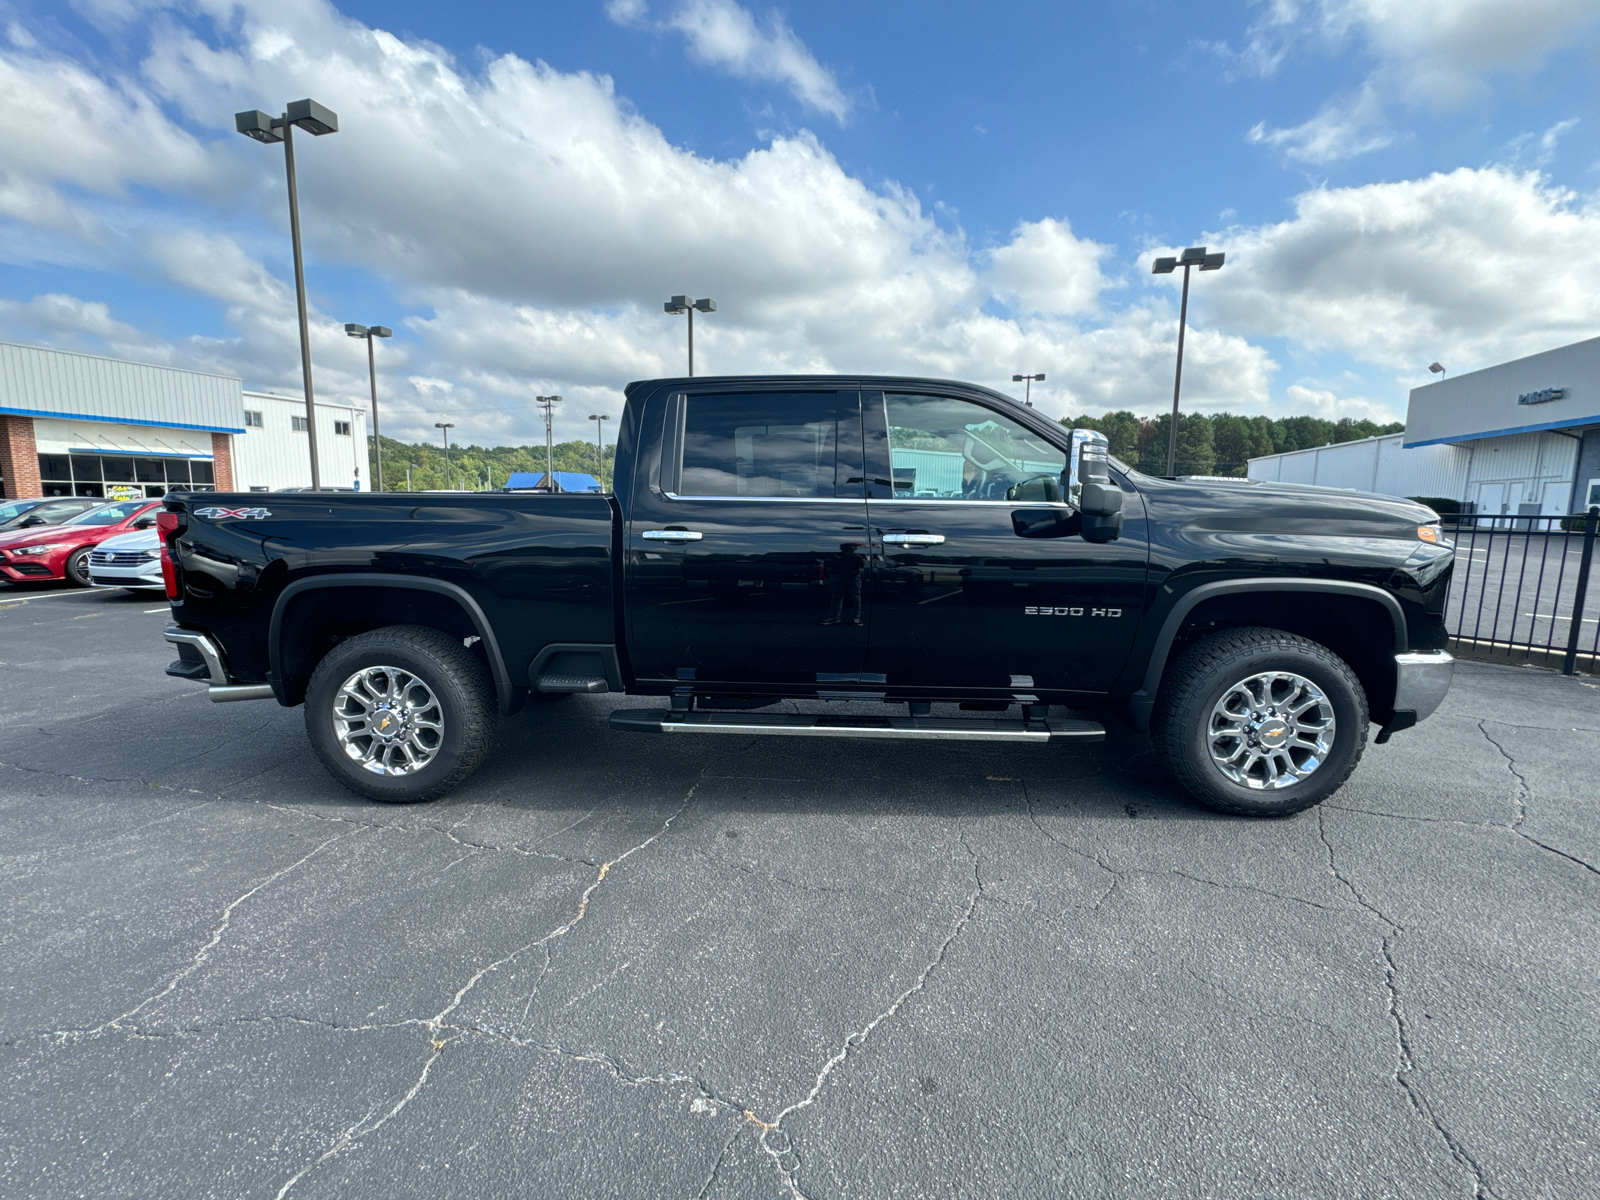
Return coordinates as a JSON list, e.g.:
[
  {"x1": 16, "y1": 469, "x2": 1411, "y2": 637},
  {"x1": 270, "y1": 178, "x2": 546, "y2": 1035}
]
[
  {"x1": 331, "y1": 666, "x2": 445, "y2": 776},
  {"x1": 1207, "y1": 670, "x2": 1336, "y2": 790}
]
